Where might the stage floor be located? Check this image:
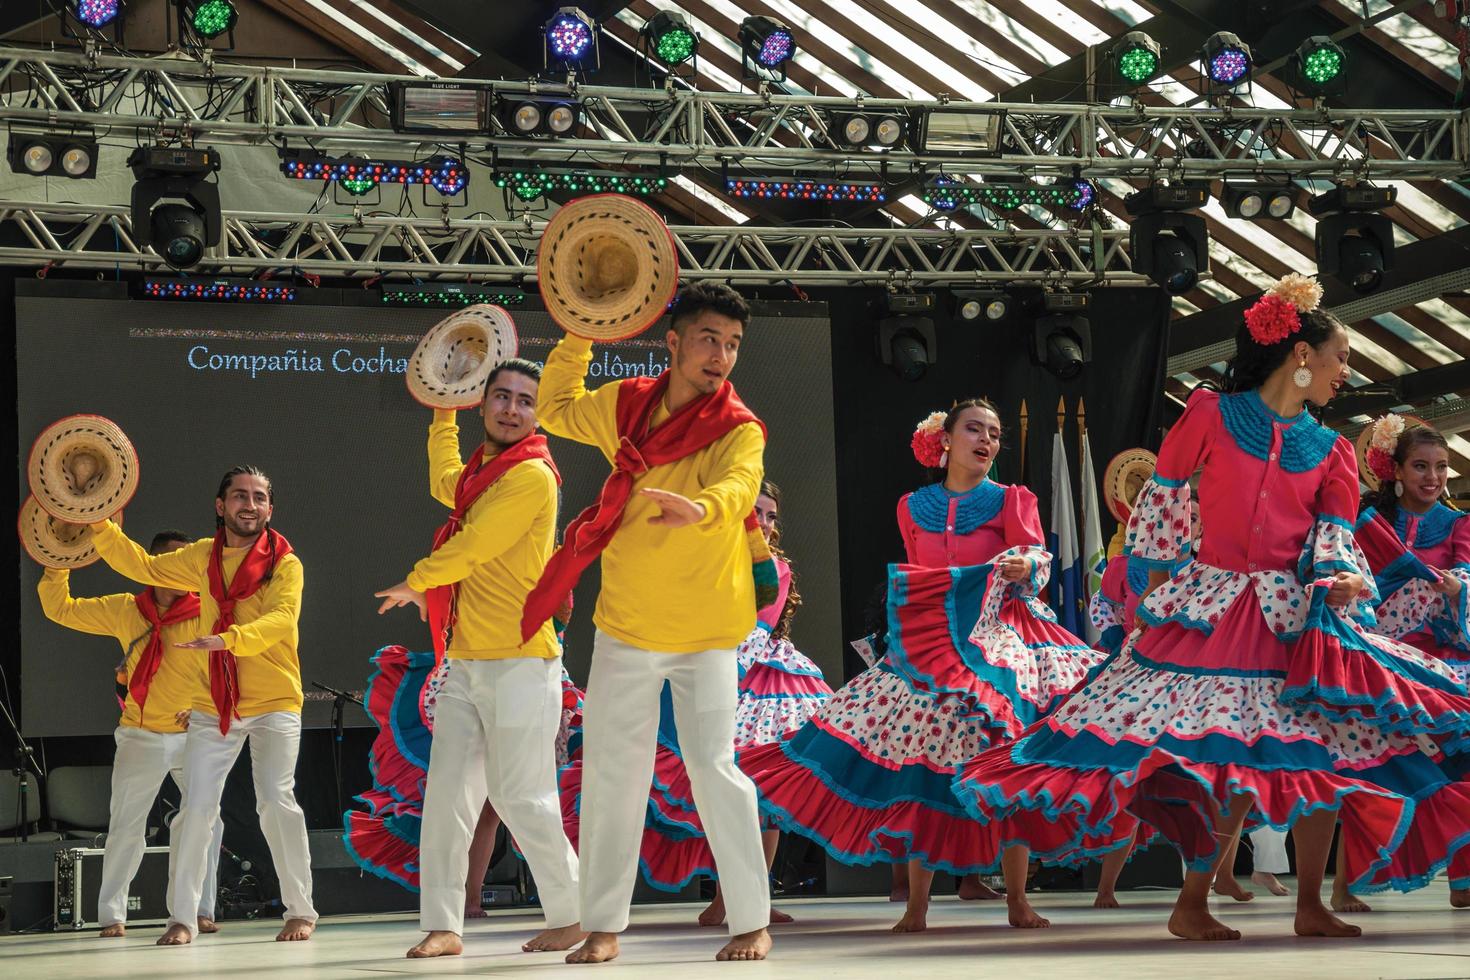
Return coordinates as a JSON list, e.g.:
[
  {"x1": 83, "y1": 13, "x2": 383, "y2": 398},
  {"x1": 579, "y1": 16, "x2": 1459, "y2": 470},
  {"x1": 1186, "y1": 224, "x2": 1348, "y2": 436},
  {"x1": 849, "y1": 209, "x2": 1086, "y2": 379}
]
[{"x1": 7, "y1": 880, "x2": 1470, "y2": 978}]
